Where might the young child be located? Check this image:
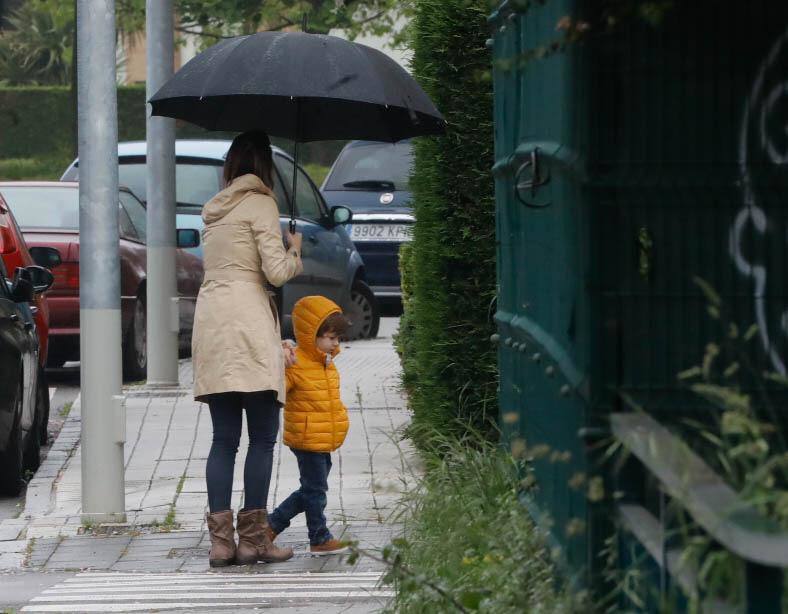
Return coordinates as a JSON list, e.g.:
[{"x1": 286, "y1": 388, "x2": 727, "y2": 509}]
[{"x1": 268, "y1": 295, "x2": 350, "y2": 554}]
